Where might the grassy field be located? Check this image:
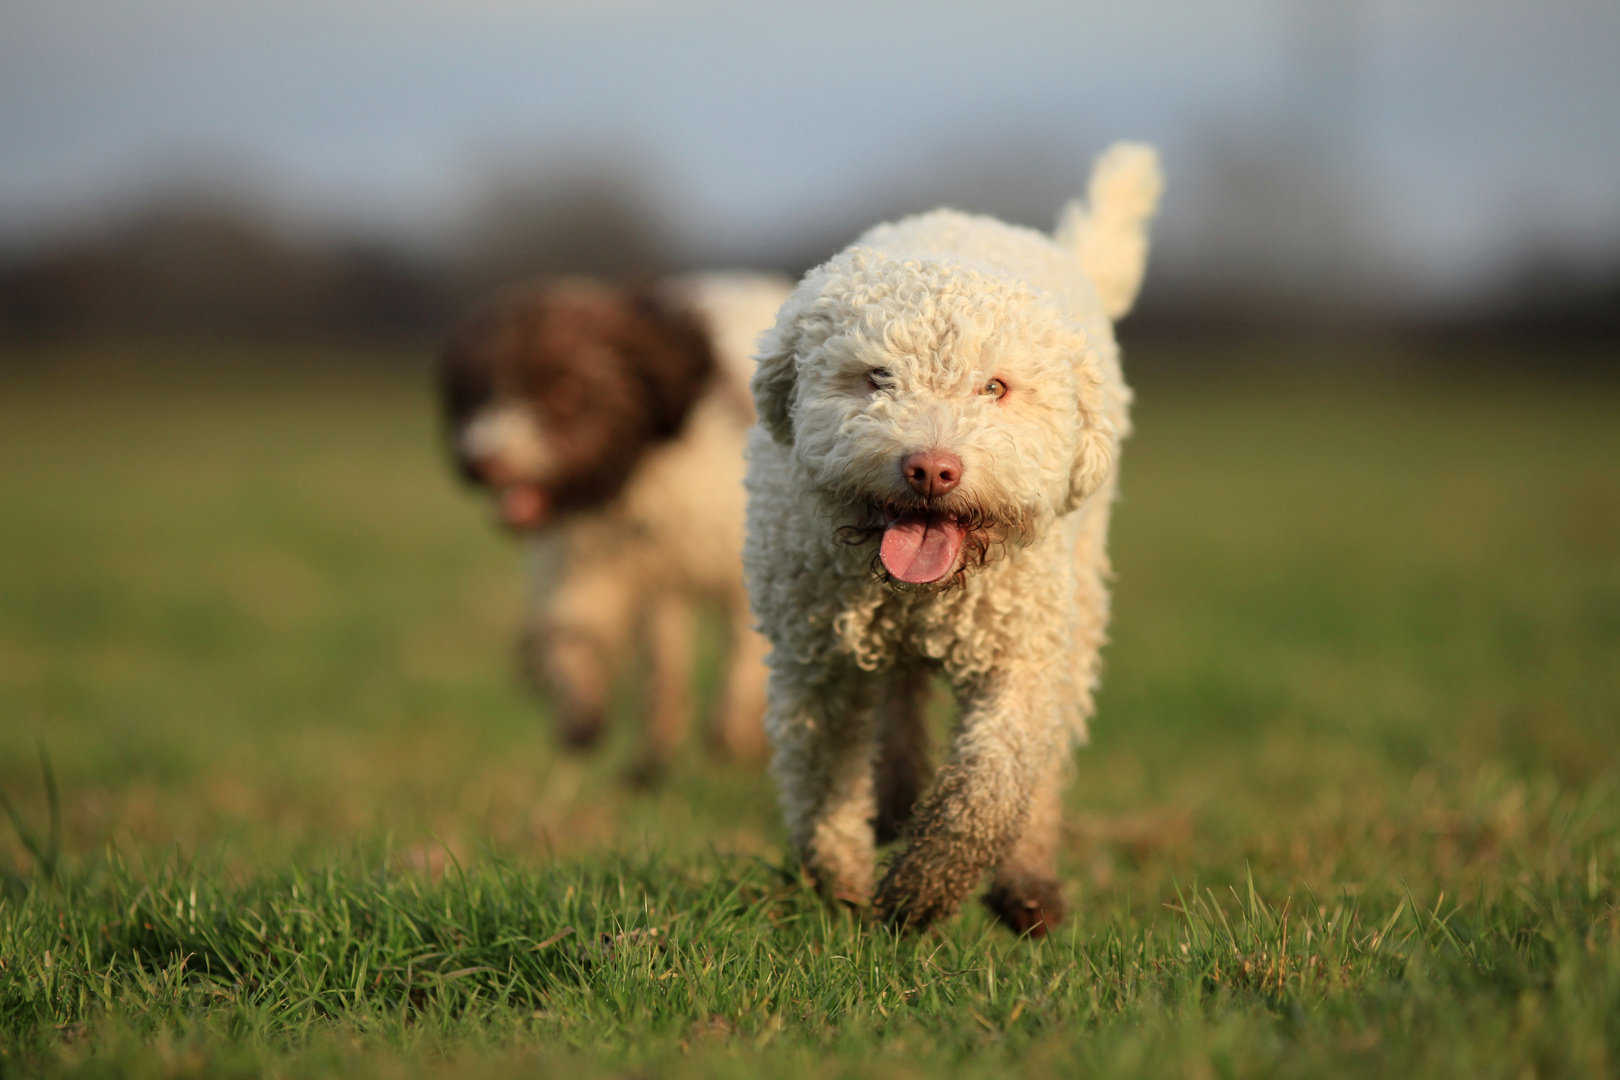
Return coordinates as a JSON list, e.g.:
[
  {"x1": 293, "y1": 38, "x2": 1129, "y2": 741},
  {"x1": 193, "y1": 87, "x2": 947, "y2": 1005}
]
[{"x1": 0, "y1": 338, "x2": 1616, "y2": 1078}]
